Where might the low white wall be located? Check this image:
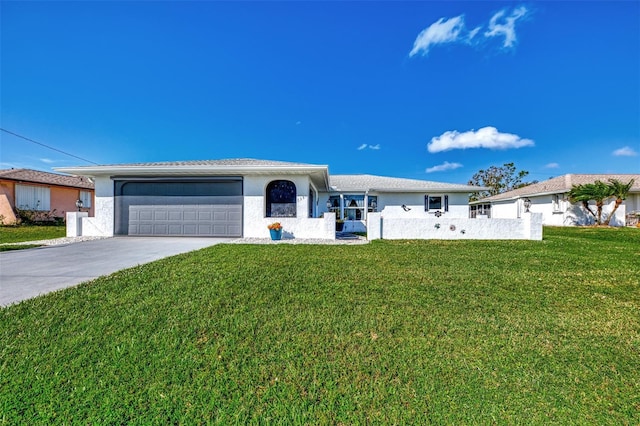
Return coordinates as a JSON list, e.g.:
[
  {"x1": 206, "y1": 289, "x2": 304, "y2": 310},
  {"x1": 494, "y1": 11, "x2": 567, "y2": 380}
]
[
  {"x1": 244, "y1": 212, "x2": 336, "y2": 239},
  {"x1": 66, "y1": 212, "x2": 88, "y2": 237},
  {"x1": 368, "y1": 213, "x2": 543, "y2": 240}
]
